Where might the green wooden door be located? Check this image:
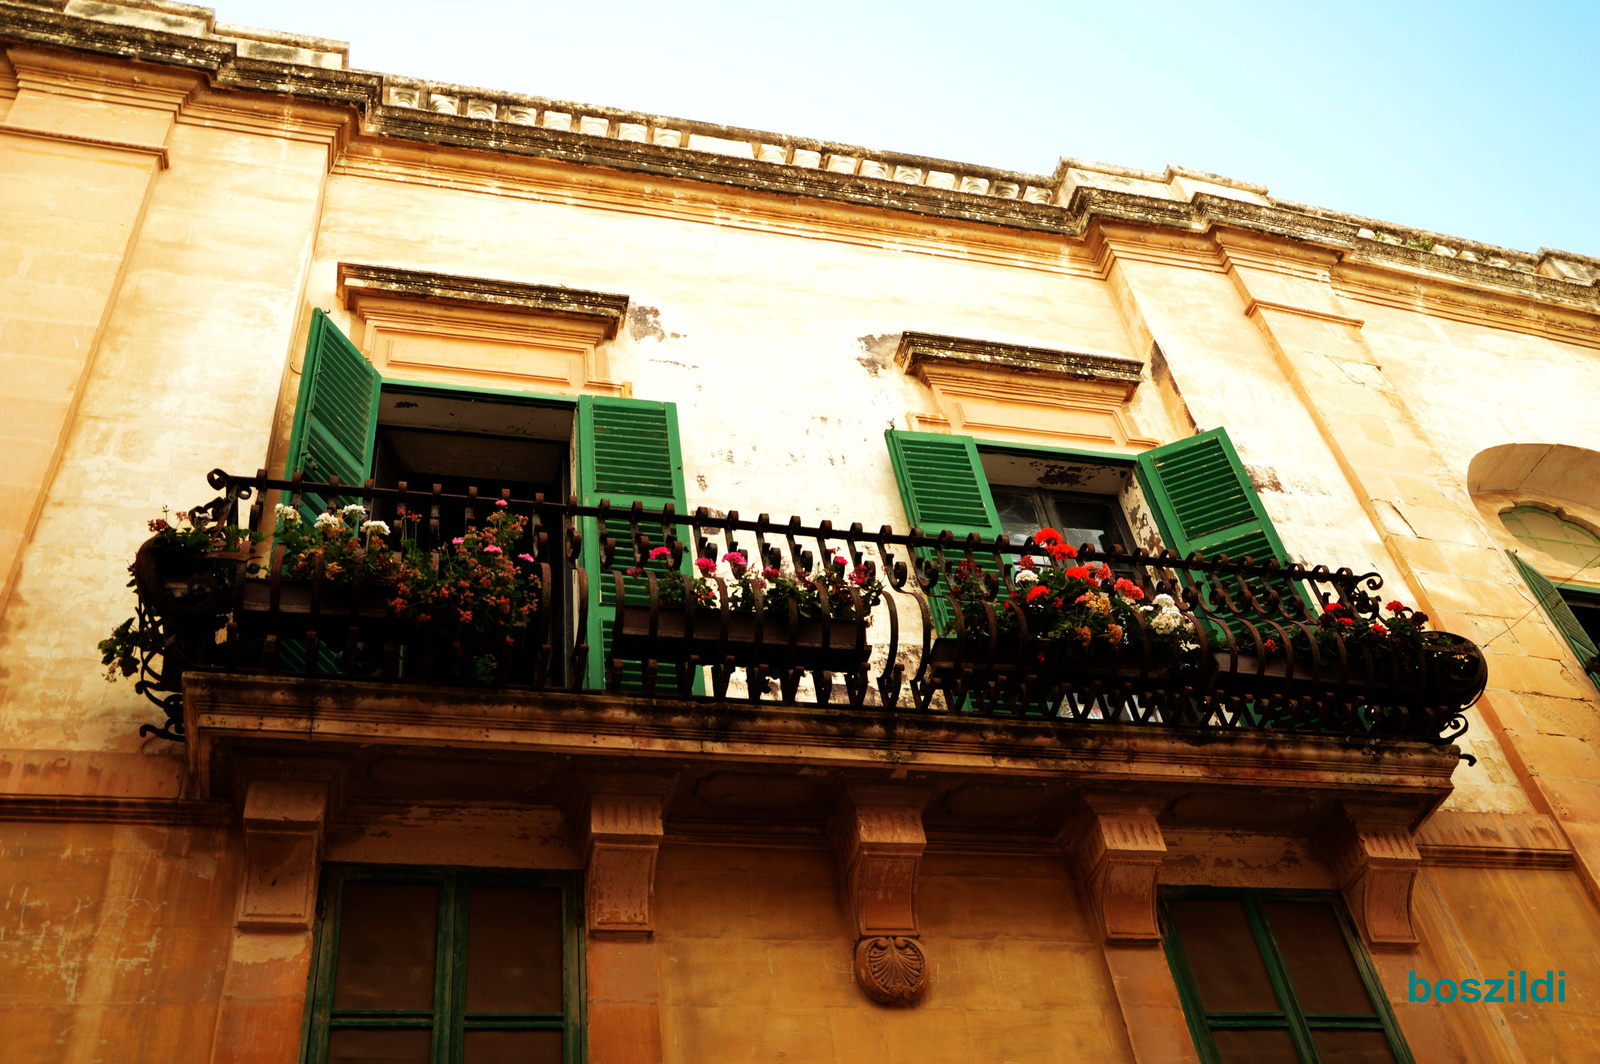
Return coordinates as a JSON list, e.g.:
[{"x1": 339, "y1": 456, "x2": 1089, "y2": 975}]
[
  {"x1": 884, "y1": 429, "x2": 1005, "y2": 631},
  {"x1": 575, "y1": 396, "x2": 689, "y2": 690},
  {"x1": 286, "y1": 308, "x2": 382, "y2": 518},
  {"x1": 1509, "y1": 550, "x2": 1600, "y2": 691}
]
